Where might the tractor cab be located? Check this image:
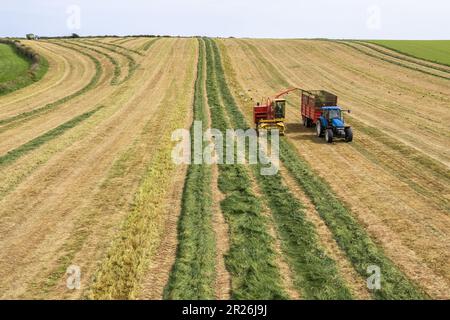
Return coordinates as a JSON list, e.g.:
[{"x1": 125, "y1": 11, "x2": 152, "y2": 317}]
[
  {"x1": 273, "y1": 99, "x2": 286, "y2": 119},
  {"x1": 318, "y1": 106, "x2": 353, "y2": 143},
  {"x1": 322, "y1": 107, "x2": 344, "y2": 126}
]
